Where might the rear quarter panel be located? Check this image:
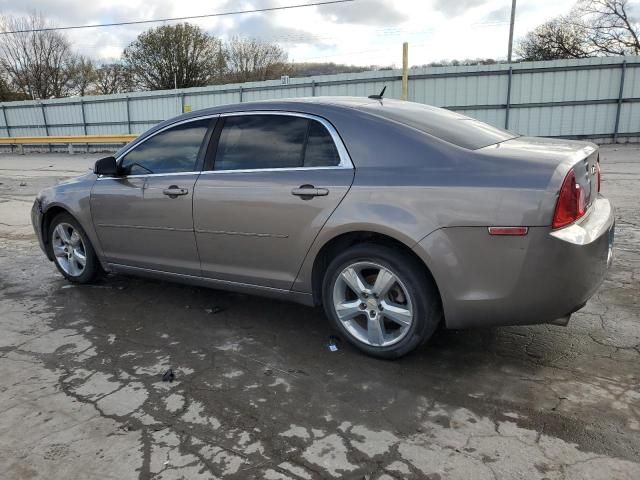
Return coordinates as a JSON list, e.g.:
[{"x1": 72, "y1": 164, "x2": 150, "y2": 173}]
[{"x1": 294, "y1": 112, "x2": 601, "y2": 325}]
